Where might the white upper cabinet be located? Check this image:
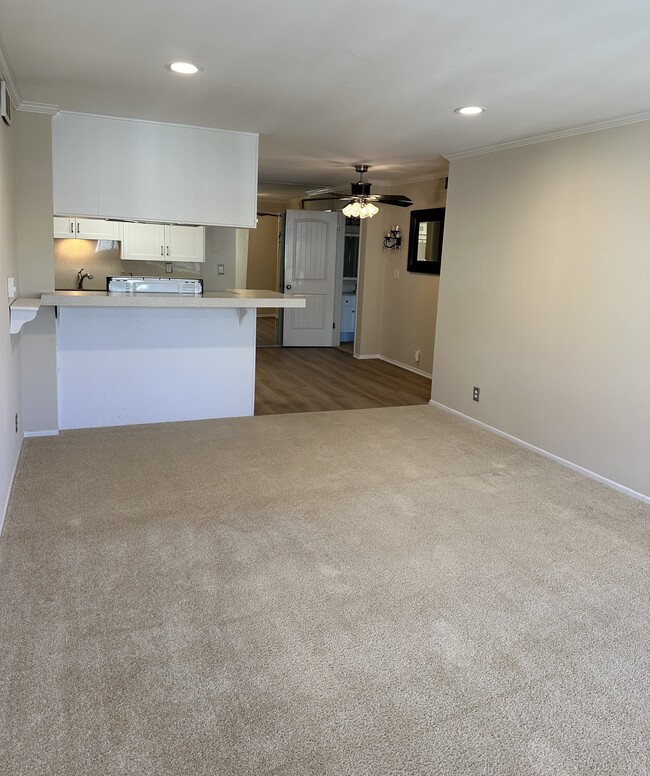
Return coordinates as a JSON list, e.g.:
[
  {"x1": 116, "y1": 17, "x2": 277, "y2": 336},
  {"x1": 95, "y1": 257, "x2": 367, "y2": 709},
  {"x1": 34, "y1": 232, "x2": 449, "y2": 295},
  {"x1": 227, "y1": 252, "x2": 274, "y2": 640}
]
[
  {"x1": 122, "y1": 223, "x2": 205, "y2": 262},
  {"x1": 164, "y1": 225, "x2": 205, "y2": 263},
  {"x1": 53, "y1": 217, "x2": 122, "y2": 240},
  {"x1": 52, "y1": 112, "x2": 258, "y2": 228}
]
